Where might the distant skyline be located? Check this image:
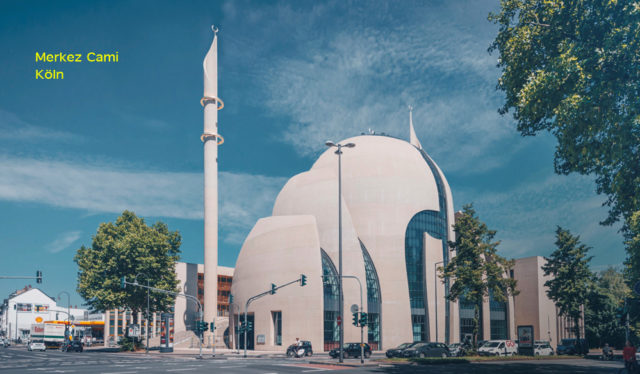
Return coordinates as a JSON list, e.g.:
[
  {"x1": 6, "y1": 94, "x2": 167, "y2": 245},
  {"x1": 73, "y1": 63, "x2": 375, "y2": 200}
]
[{"x1": 0, "y1": 0, "x2": 625, "y2": 306}]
